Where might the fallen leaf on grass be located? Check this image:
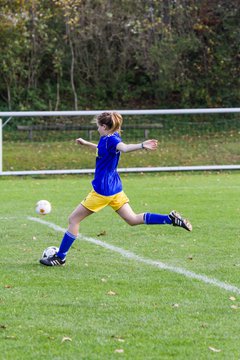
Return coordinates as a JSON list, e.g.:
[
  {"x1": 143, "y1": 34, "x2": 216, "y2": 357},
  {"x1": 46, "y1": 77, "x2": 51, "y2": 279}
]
[
  {"x1": 48, "y1": 336, "x2": 55, "y2": 340},
  {"x1": 107, "y1": 290, "x2": 117, "y2": 296},
  {"x1": 97, "y1": 230, "x2": 106, "y2": 237},
  {"x1": 208, "y1": 346, "x2": 221, "y2": 353},
  {"x1": 112, "y1": 336, "x2": 125, "y2": 343},
  {"x1": 61, "y1": 336, "x2": 72, "y2": 343},
  {"x1": 114, "y1": 349, "x2": 124, "y2": 353},
  {"x1": 5, "y1": 335, "x2": 17, "y2": 340},
  {"x1": 4, "y1": 285, "x2": 13, "y2": 289},
  {"x1": 229, "y1": 296, "x2": 236, "y2": 301}
]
